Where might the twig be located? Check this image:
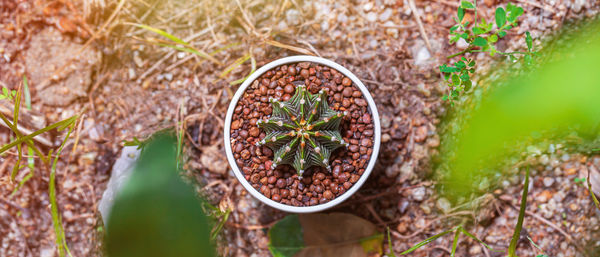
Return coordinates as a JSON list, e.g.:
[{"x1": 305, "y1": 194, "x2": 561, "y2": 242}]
[
  {"x1": 297, "y1": 39, "x2": 321, "y2": 57},
  {"x1": 229, "y1": 220, "x2": 278, "y2": 230},
  {"x1": 366, "y1": 203, "x2": 386, "y2": 225},
  {"x1": 390, "y1": 210, "x2": 473, "y2": 239},
  {"x1": 516, "y1": 0, "x2": 556, "y2": 14},
  {"x1": 264, "y1": 39, "x2": 315, "y2": 56},
  {"x1": 408, "y1": 0, "x2": 433, "y2": 54}
]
